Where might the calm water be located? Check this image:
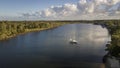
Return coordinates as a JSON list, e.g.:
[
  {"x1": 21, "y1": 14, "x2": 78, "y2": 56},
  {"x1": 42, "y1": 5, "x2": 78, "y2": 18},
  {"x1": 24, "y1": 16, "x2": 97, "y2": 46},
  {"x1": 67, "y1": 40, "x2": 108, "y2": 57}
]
[{"x1": 0, "y1": 23, "x2": 110, "y2": 68}]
